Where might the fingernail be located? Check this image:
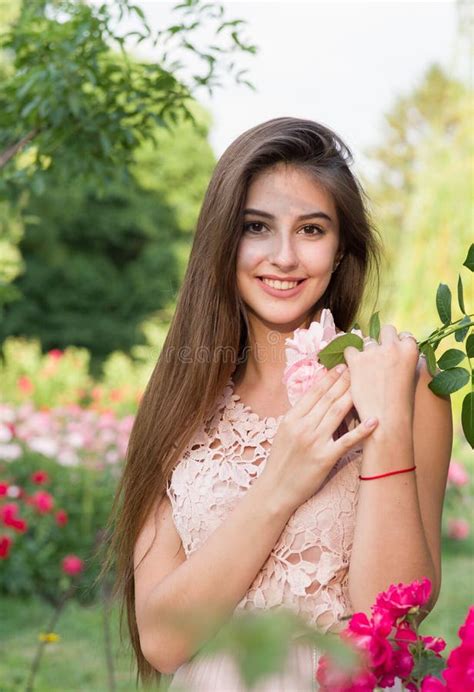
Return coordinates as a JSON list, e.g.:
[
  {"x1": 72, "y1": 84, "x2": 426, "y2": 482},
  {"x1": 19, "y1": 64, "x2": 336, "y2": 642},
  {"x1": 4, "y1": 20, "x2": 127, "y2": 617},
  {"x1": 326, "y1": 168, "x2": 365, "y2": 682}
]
[
  {"x1": 335, "y1": 364, "x2": 347, "y2": 374},
  {"x1": 364, "y1": 417, "x2": 378, "y2": 427}
]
